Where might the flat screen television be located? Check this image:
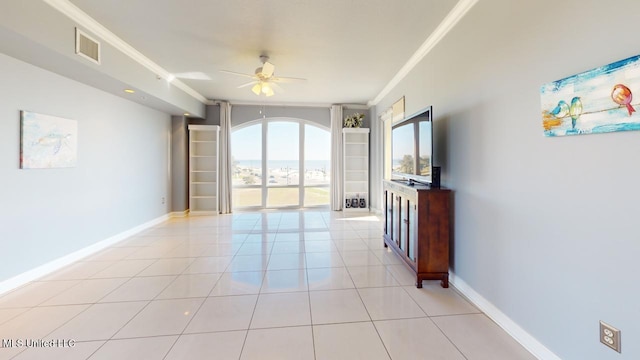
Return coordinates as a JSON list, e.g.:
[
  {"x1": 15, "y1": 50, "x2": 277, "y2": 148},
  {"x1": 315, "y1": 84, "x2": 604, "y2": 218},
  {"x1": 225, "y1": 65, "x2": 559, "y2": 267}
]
[{"x1": 391, "y1": 106, "x2": 433, "y2": 185}]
